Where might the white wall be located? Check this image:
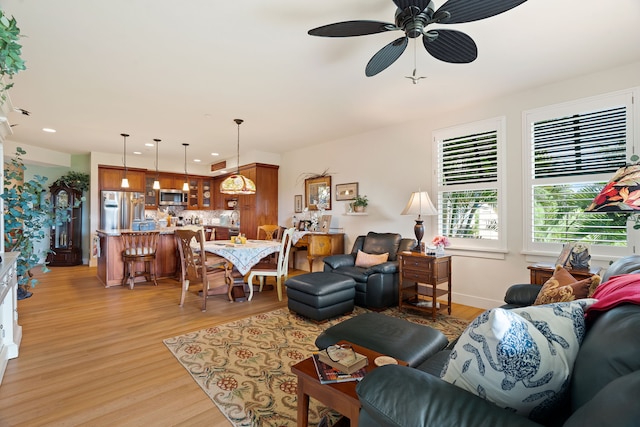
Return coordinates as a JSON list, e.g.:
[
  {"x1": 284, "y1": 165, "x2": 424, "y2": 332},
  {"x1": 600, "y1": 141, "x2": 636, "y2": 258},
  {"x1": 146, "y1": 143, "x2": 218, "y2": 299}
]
[{"x1": 278, "y1": 60, "x2": 640, "y2": 309}]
